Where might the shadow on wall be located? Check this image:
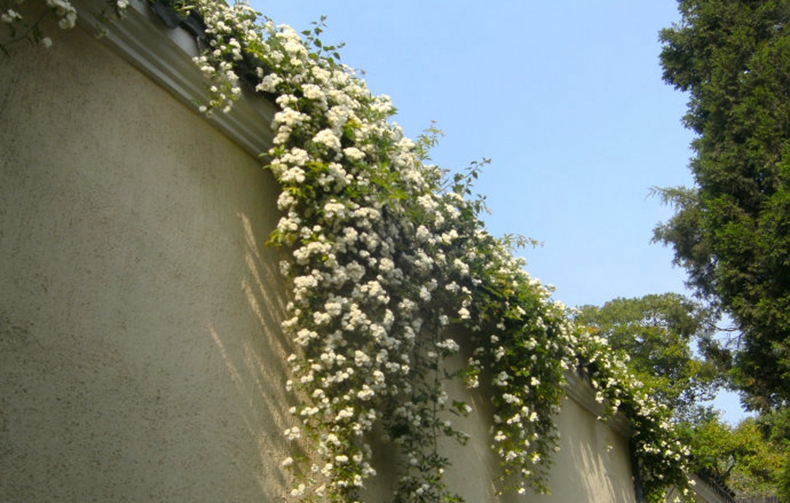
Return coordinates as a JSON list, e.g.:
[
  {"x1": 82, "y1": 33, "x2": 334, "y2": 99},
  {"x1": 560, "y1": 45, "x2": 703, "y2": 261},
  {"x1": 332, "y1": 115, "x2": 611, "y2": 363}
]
[
  {"x1": 560, "y1": 401, "x2": 620, "y2": 499},
  {"x1": 206, "y1": 211, "x2": 301, "y2": 499},
  {"x1": 533, "y1": 393, "x2": 636, "y2": 502}
]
